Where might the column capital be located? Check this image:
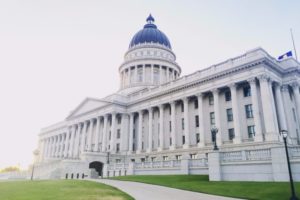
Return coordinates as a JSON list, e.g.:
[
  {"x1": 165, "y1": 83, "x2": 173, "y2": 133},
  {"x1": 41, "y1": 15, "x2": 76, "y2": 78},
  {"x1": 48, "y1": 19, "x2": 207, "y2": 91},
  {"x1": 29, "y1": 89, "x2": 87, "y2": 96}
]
[
  {"x1": 148, "y1": 107, "x2": 154, "y2": 113},
  {"x1": 170, "y1": 100, "x2": 176, "y2": 105},
  {"x1": 182, "y1": 96, "x2": 189, "y2": 102},
  {"x1": 257, "y1": 74, "x2": 270, "y2": 82},
  {"x1": 159, "y1": 104, "x2": 165, "y2": 110},
  {"x1": 196, "y1": 93, "x2": 203, "y2": 98},
  {"x1": 247, "y1": 77, "x2": 256, "y2": 84},
  {"x1": 228, "y1": 82, "x2": 238, "y2": 89},
  {"x1": 211, "y1": 88, "x2": 220, "y2": 94},
  {"x1": 281, "y1": 84, "x2": 289, "y2": 92},
  {"x1": 291, "y1": 81, "x2": 300, "y2": 89}
]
